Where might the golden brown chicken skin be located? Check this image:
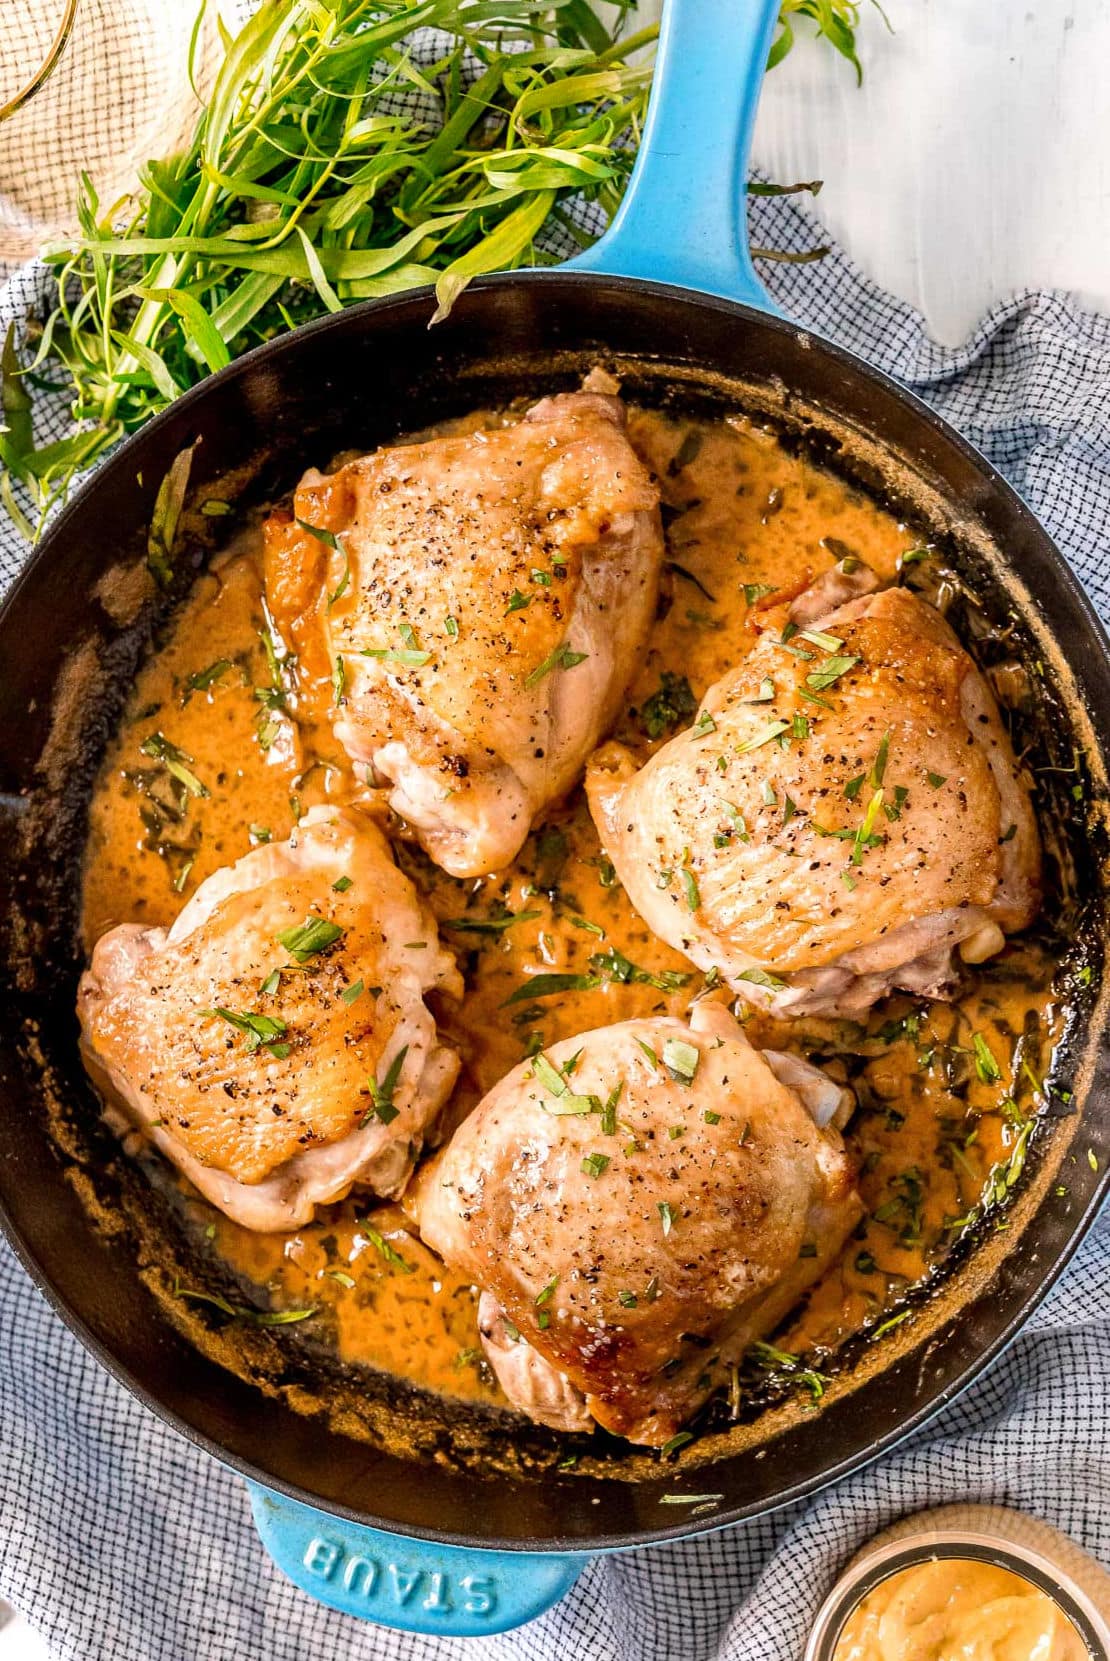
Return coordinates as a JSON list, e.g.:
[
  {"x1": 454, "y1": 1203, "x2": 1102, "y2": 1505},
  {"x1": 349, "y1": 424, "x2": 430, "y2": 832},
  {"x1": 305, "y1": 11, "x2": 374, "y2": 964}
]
[
  {"x1": 263, "y1": 378, "x2": 663, "y2": 878},
  {"x1": 588, "y1": 581, "x2": 1041, "y2": 1019},
  {"x1": 411, "y1": 1002, "x2": 860, "y2": 1447},
  {"x1": 79, "y1": 807, "x2": 461, "y2": 1231}
]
